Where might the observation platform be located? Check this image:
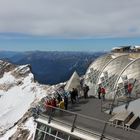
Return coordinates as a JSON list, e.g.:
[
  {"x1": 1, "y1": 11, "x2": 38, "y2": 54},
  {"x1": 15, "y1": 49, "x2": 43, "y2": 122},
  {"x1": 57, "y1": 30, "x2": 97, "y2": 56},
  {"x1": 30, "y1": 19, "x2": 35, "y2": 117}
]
[{"x1": 36, "y1": 97, "x2": 140, "y2": 140}]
